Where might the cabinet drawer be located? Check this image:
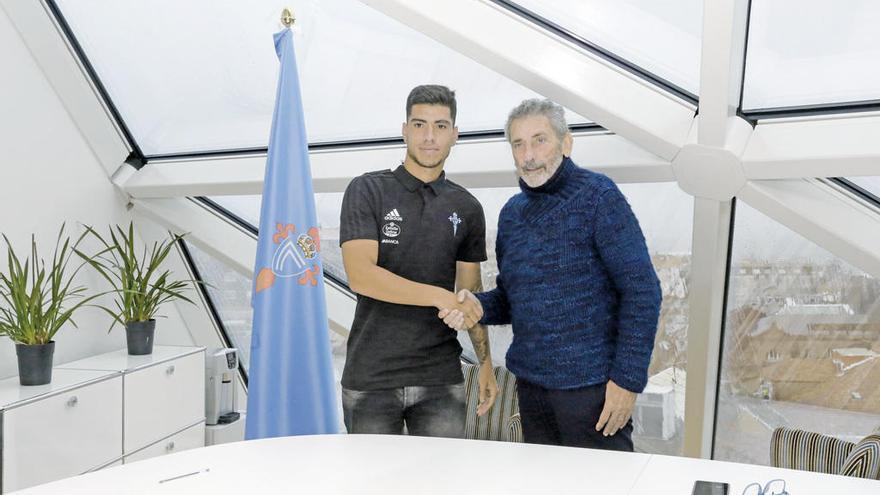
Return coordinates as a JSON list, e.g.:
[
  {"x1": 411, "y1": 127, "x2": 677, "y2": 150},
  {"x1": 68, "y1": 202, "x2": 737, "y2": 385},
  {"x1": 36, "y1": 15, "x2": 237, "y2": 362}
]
[
  {"x1": 124, "y1": 352, "x2": 204, "y2": 453},
  {"x1": 2, "y1": 376, "x2": 122, "y2": 492},
  {"x1": 124, "y1": 421, "x2": 205, "y2": 464}
]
